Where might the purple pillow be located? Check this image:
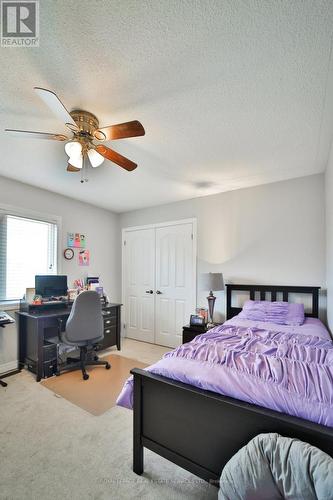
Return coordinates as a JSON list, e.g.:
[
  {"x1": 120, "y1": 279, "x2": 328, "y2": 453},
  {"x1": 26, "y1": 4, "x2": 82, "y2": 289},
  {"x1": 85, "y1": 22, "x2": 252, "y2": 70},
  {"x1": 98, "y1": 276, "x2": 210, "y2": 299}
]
[{"x1": 238, "y1": 300, "x2": 305, "y2": 326}]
